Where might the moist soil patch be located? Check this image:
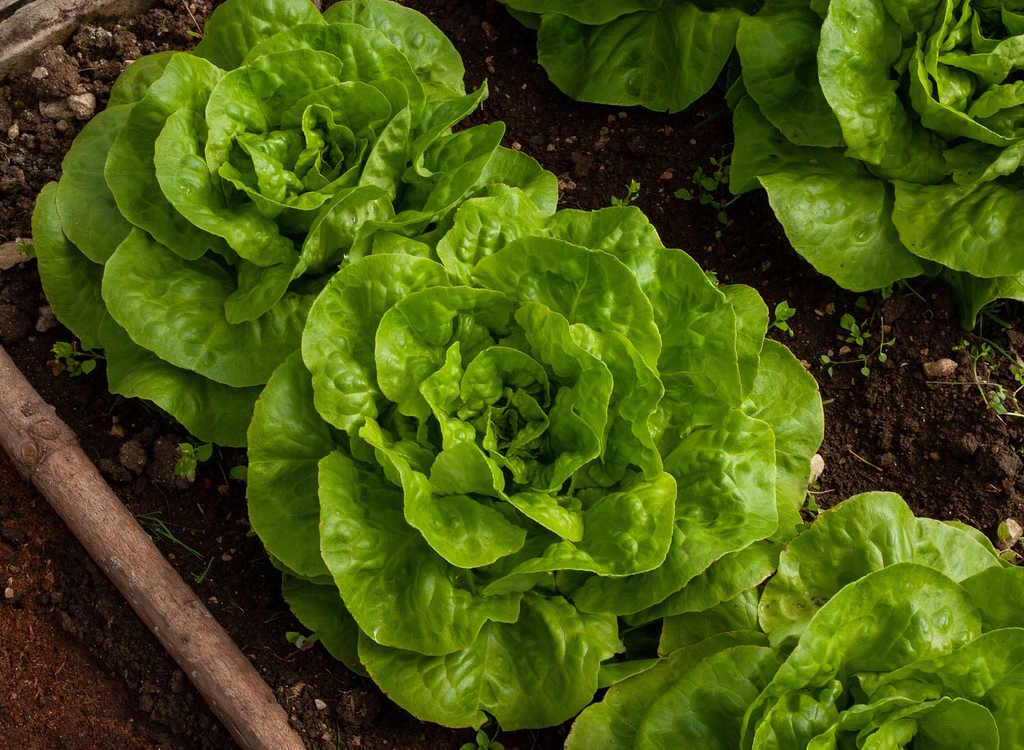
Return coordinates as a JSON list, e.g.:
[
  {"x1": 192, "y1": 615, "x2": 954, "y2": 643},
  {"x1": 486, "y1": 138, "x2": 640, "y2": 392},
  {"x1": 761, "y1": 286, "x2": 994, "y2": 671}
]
[{"x1": 2, "y1": 1, "x2": 1023, "y2": 748}]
